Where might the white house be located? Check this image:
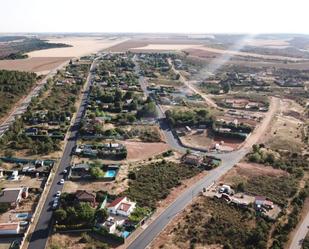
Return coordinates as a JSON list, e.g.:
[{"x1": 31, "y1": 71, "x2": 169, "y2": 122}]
[
  {"x1": 107, "y1": 196, "x2": 136, "y2": 217},
  {"x1": 102, "y1": 217, "x2": 117, "y2": 233}
]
